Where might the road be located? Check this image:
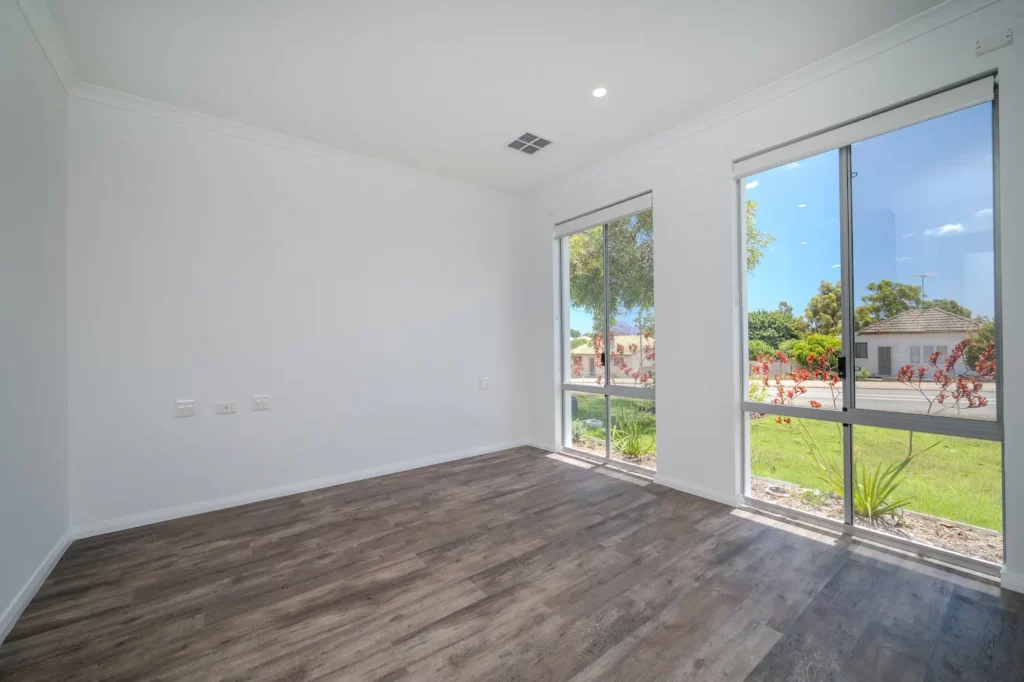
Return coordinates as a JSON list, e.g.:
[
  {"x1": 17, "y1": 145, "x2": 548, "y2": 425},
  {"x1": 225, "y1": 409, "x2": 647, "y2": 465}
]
[{"x1": 751, "y1": 386, "x2": 998, "y2": 420}]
